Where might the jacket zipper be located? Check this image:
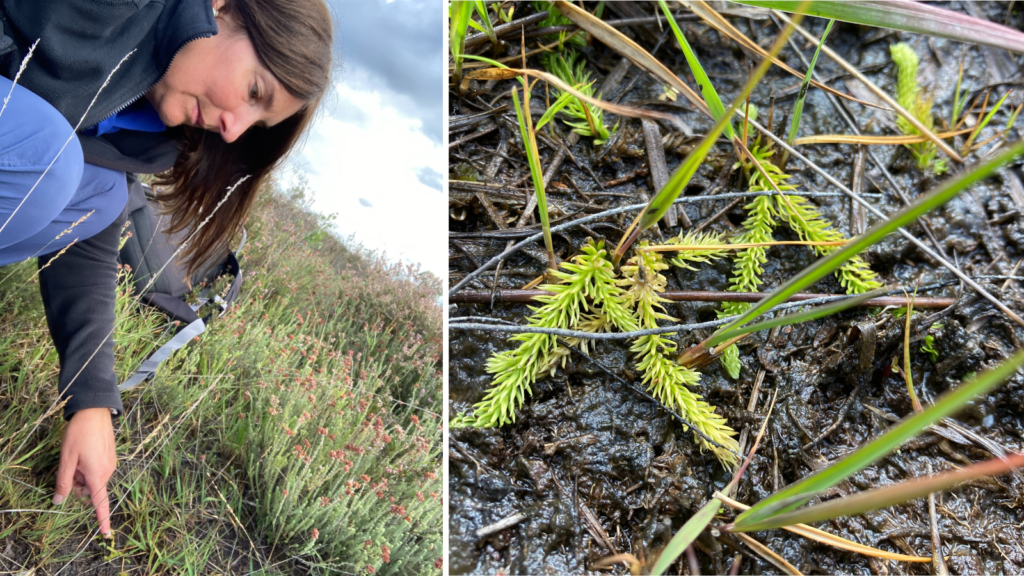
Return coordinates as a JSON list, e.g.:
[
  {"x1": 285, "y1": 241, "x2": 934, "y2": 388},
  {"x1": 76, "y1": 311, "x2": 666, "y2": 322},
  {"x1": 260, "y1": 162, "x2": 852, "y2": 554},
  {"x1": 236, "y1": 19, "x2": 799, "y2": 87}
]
[{"x1": 83, "y1": 32, "x2": 212, "y2": 132}]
